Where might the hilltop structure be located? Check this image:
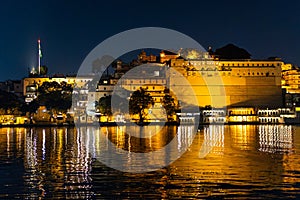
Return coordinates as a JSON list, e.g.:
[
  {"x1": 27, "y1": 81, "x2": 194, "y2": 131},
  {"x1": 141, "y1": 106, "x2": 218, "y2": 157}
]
[{"x1": 93, "y1": 49, "x2": 288, "y2": 108}]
